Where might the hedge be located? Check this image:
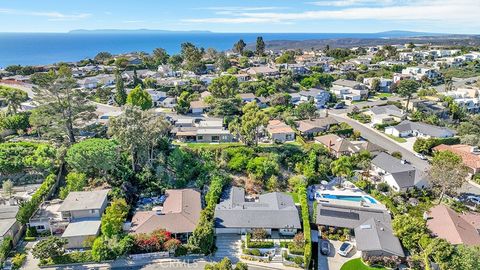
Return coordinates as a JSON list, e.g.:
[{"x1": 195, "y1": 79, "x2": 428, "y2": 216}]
[
  {"x1": 16, "y1": 173, "x2": 57, "y2": 224},
  {"x1": 245, "y1": 233, "x2": 274, "y2": 248},
  {"x1": 297, "y1": 183, "x2": 311, "y2": 269},
  {"x1": 188, "y1": 173, "x2": 229, "y2": 254},
  {"x1": 0, "y1": 236, "x2": 12, "y2": 262},
  {"x1": 40, "y1": 251, "x2": 94, "y2": 266}
]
